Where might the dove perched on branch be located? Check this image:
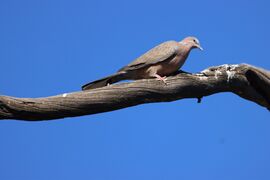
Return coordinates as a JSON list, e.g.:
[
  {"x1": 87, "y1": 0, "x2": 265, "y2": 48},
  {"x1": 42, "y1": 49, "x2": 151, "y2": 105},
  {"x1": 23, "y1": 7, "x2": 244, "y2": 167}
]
[{"x1": 82, "y1": 36, "x2": 203, "y2": 90}]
